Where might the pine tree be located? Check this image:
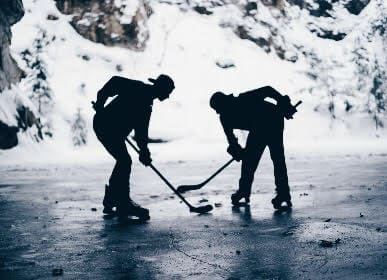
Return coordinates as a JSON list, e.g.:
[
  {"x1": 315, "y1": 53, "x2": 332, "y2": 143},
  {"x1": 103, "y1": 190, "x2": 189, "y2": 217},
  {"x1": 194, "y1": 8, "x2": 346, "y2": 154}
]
[
  {"x1": 20, "y1": 29, "x2": 53, "y2": 139},
  {"x1": 72, "y1": 108, "x2": 88, "y2": 146},
  {"x1": 352, "y1": 9, "x2": 387, "y2": 131},
  {"x1": 30, "y1": 30, "x2": 52, "y2": 115},
  {"x1": 369, "y1": 59, "x2": 386, "y2": 130}
]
